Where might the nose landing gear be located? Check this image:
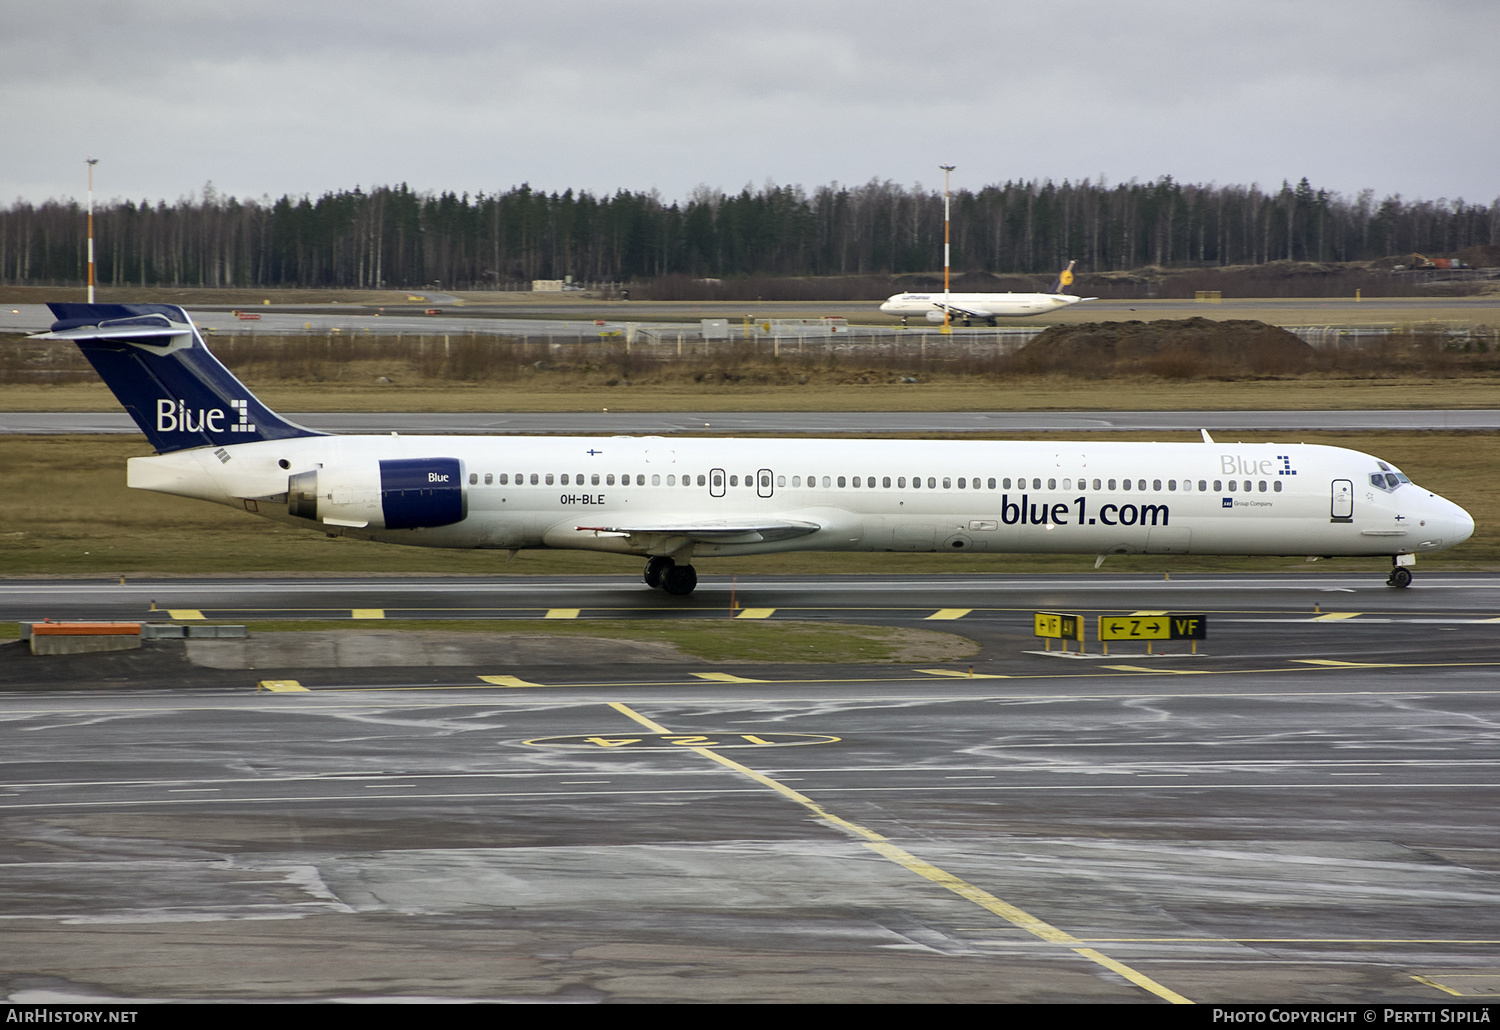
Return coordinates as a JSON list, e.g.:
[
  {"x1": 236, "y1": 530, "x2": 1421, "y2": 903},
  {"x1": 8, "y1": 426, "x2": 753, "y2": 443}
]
[{"x1": 1387, "y1": 556, "x2": 1413, "y2": 588}]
